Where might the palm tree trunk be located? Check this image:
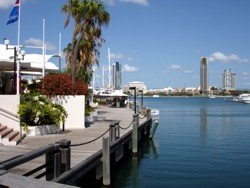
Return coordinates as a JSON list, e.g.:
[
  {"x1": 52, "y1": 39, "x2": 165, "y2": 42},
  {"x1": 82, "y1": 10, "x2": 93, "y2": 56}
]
[{"x1": 72, "y1": 31, "x2": 85, "y2": 84}]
